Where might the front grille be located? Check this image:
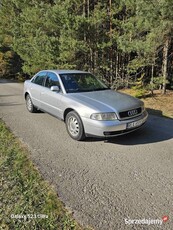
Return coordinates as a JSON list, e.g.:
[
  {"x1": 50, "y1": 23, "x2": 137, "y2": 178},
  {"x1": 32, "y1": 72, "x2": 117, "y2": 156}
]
[{"x1": 119, "y1": 107, "x2": 142, "y2": 119}]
